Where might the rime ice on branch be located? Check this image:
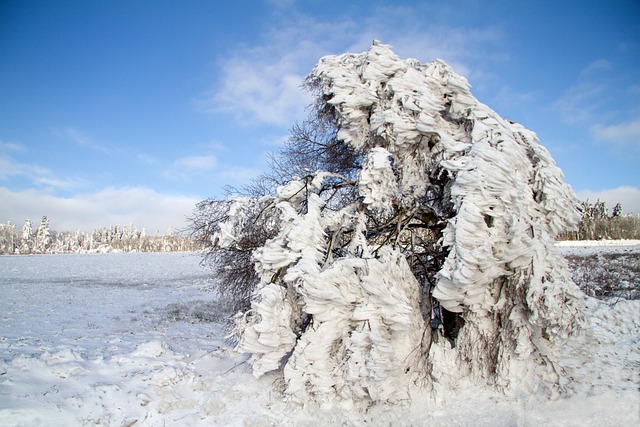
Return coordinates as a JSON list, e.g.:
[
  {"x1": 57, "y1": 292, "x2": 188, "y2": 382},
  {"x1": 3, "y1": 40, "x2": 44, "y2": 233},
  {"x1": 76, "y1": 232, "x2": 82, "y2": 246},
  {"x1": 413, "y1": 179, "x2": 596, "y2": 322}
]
[{"x1": 206, "y1": 41, "x2": 584, "y2": 406}]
